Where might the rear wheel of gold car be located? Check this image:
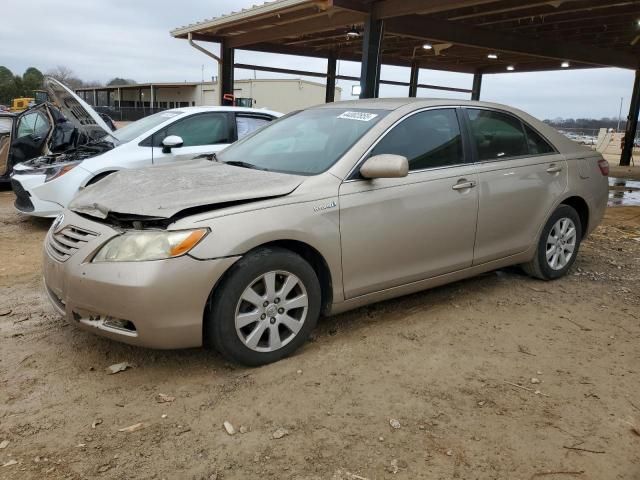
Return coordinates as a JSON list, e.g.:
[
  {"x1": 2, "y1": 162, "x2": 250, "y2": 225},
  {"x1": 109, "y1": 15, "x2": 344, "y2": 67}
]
[
  {"x1": 522, "y1": 204, "x2": 582, "y2": 281},
  {"x1": 206, "y1": 247, "x2": 321, "y2": 366}
]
